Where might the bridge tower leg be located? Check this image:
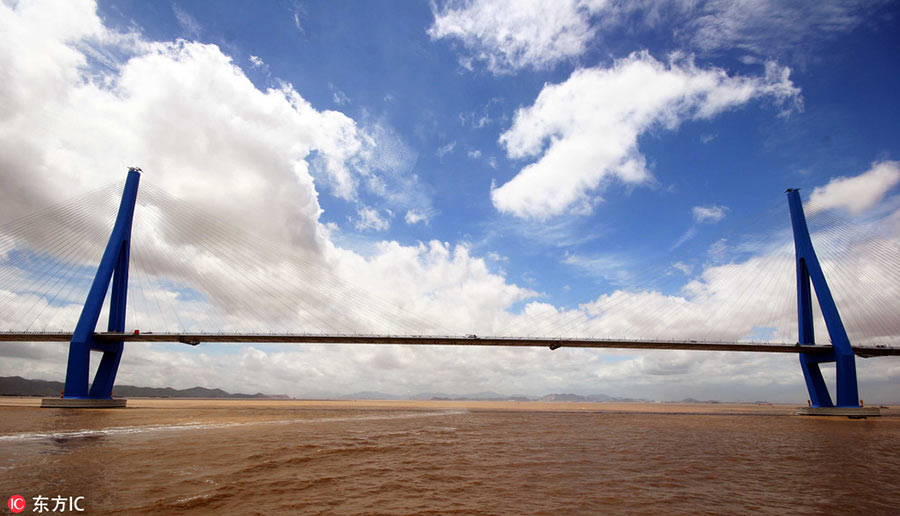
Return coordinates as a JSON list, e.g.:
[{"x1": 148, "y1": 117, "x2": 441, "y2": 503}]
[
  {"x1": 43, "y1": 168, "x2": 140, "y2": 408},
  {"x1": 785, "y1": 189, "x2": 860, "y2": 408}
]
